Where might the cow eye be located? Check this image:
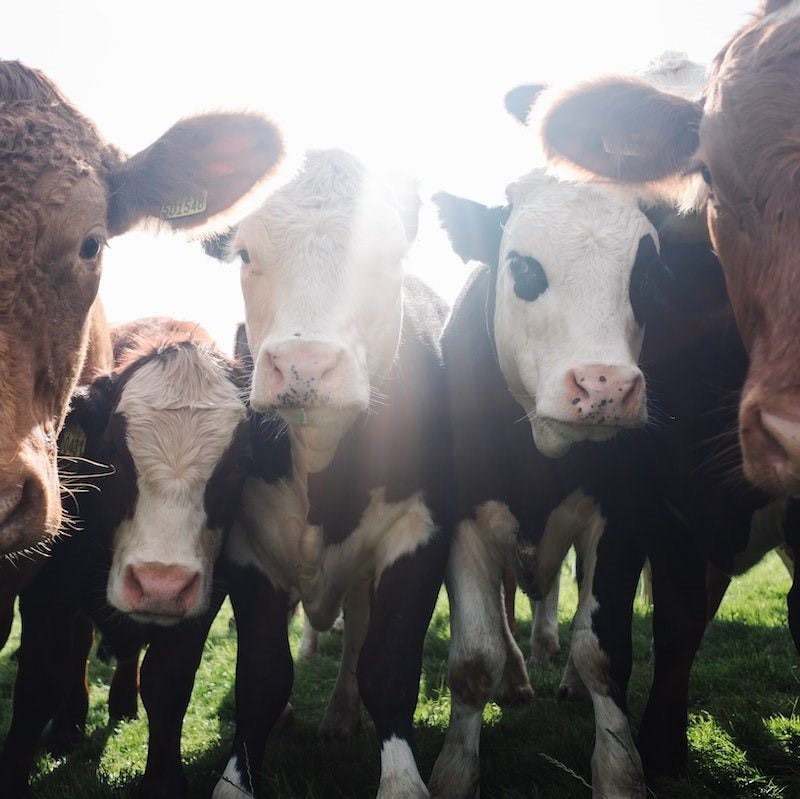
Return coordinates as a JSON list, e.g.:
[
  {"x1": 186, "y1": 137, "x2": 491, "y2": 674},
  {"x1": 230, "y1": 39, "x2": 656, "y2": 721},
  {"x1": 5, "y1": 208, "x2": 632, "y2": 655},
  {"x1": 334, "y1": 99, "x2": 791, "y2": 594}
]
[
  {"x1": 239, "y1": 249, "x2": 250, "y2": 264},
  {"x1": 79, "y1": 235, "x2": 104, "y2": 261},
  {"x1": 699, "y1": 165, "x2": 713, "y2": 188},
  {"x1": 507, "y1": 251, "x2": 548, "y2": 302}
]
